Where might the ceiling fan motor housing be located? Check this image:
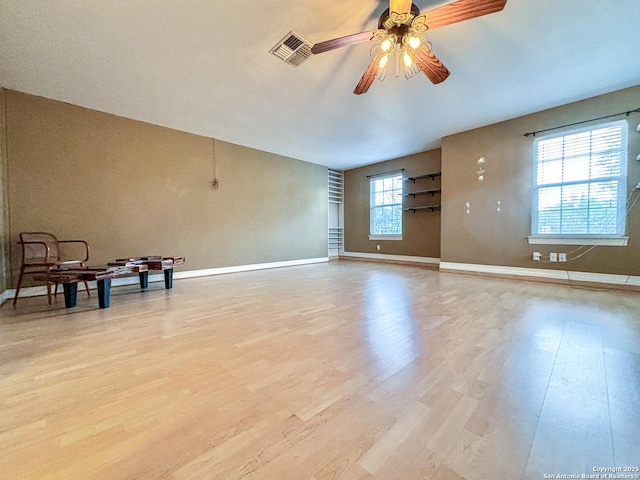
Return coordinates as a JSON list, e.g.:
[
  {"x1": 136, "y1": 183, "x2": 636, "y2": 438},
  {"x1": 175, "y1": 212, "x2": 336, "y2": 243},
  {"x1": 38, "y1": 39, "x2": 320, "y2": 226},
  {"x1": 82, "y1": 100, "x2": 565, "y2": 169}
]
[{"x1": 388, "y1": 24, "x2": 410, "y2": 42}]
